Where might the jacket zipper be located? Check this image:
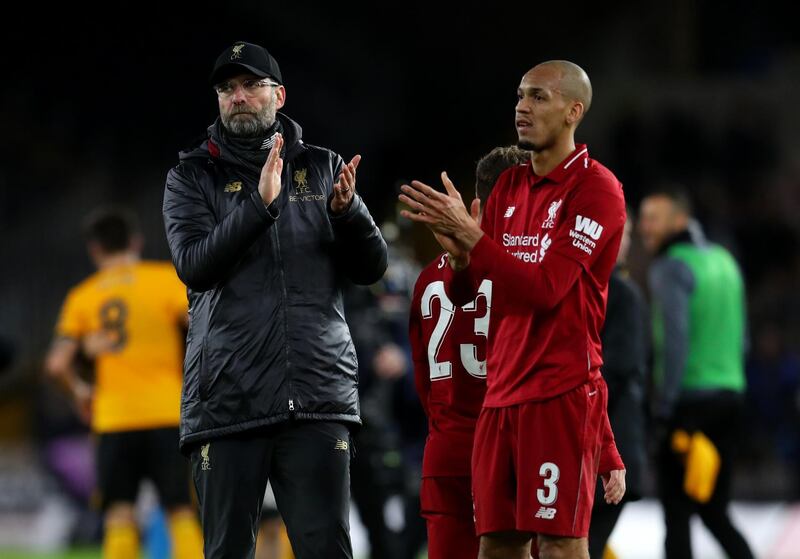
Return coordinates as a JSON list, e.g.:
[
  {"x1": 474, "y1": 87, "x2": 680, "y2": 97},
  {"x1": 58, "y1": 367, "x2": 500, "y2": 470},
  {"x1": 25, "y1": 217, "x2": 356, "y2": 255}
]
[{"x1": 272, "y1": 215, "x2": 295, "y2": 414}]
